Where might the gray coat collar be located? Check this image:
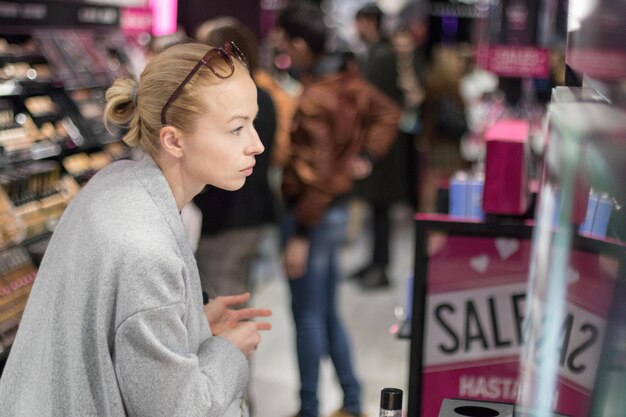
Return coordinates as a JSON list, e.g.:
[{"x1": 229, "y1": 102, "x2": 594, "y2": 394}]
[{"x1": 132, "y1": 155, "x2": 198, "y2": 272}]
